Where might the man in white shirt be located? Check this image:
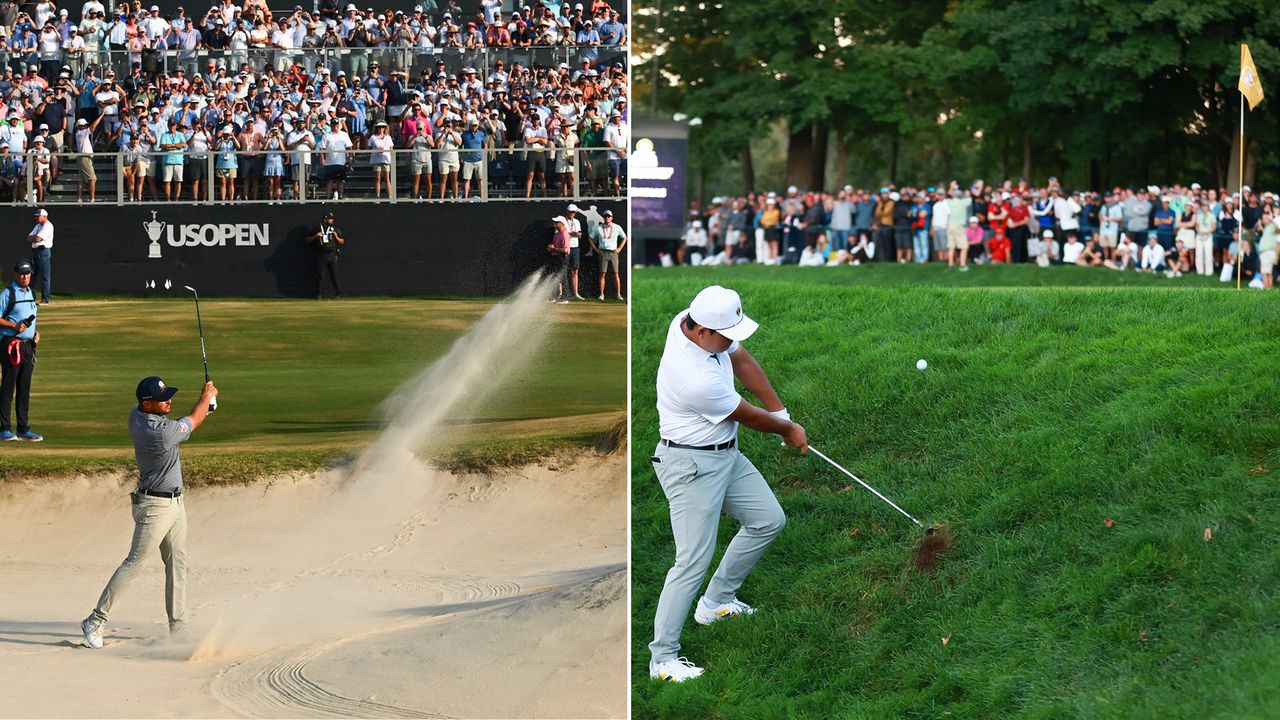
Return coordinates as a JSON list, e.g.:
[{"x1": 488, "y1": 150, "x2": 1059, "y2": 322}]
[
  {"x1": 680, "y1": 219, "x2": 708, "y2": 266},
  {"x1": 74, "y1": 115, "x2": 103, "y2": 201},
  {"x1": 1099, "y1": 192, "x2": 1124, "y2": 260},
  {"x1": 589, "y1": 208, "x2": 626, "y2": 301},
  {"x1": 930, "y1": 190, "x2": 950, "y2": 260},
  {"x1": 648, "y1": 285, "x2": 808, "y2": 683},
  {"x1": 1061, "y1": 232, "x2": 1085, "y2": 265},
  {"x1": 603, "y1": 111, "x2": 627, "y2": 197},
  {"x1": 1140, "y1": 235, "x2": 1167, "y2": 273},
  {"x1": 27, "y1": 209, "x2": 54, "y2": 304},
  {"x1": 1053, "y1": 188, "x2": 1082, "y2": 234},
  {"x1": 318, "y1": 121, "x2": 352, "y2": 199}
]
